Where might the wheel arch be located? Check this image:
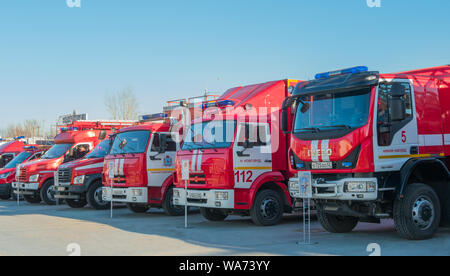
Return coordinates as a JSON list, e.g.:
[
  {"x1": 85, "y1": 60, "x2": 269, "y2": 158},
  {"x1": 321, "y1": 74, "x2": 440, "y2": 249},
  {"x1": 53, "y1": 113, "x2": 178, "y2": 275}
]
[{"x1": 249, "y1": 171, "x2": 292, "y2": 209}]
